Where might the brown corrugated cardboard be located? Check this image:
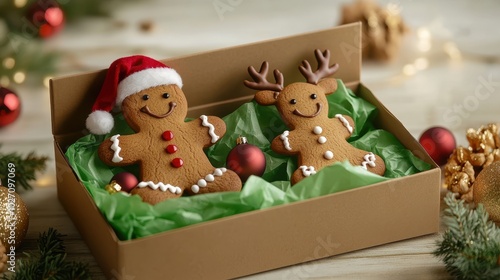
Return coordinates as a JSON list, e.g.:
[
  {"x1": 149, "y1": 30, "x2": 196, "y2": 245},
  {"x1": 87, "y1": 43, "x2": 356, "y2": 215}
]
[{"x1": 50, "y1": 23, "x2": 440, "y2": 279}]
